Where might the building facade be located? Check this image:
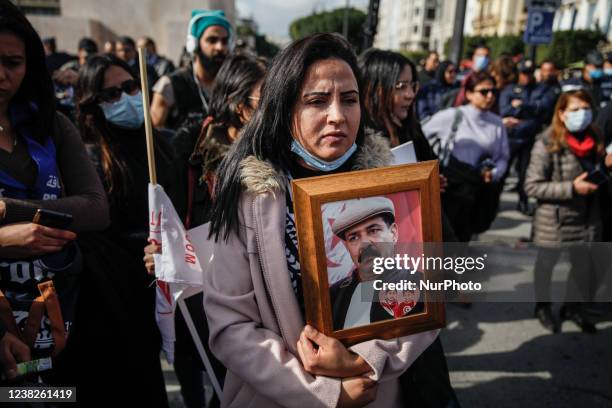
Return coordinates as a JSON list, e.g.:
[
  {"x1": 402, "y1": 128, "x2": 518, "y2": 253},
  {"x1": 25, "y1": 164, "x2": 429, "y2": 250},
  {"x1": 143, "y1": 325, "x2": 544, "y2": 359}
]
[
  {"x1": 554, "y1": 0, "x2": 612, "y2": 41},
  {"x1": 374, "y1": 0, "x2": 437, "y2": 51},
  {"x1": 471, "y1": 0, "x2": 527, "y2": 36},
  {"x1": 18, "y1": 0, "x2": 235, "y2": 64}
]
